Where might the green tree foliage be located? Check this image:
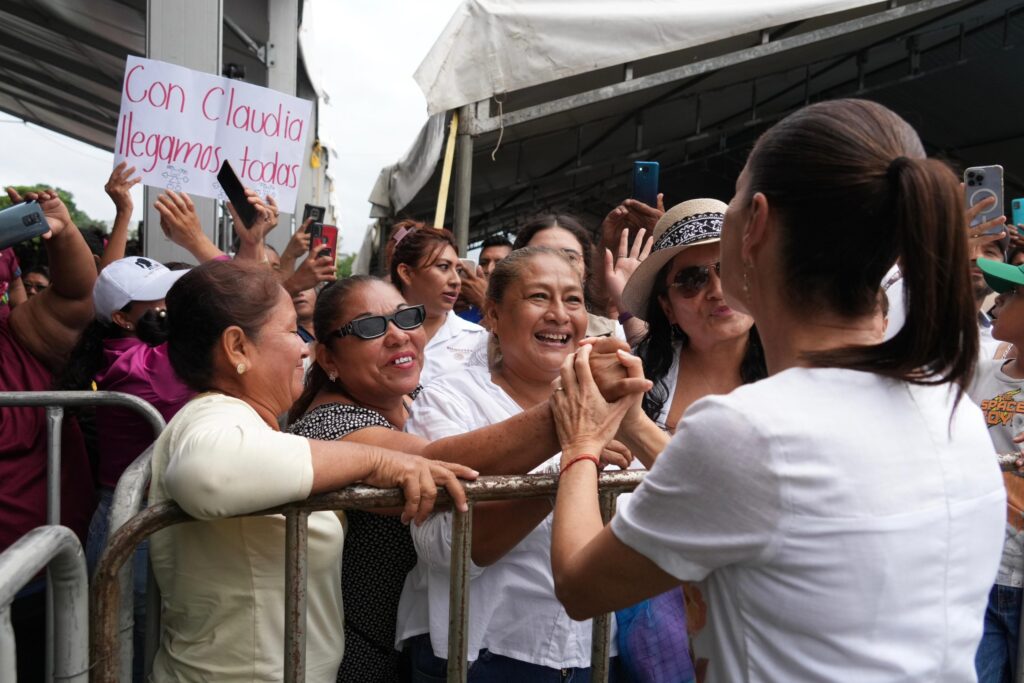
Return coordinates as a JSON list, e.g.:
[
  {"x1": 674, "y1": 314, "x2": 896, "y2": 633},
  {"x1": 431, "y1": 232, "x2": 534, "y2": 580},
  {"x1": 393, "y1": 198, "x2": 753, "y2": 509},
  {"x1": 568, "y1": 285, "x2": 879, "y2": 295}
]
[
  {"x1": 336, "y1": 252, "x2": 356, "y2": 278},
  {"x1": 0, "y1": 185, "x2": 104, "y2": 268},
  {"x1": 0, "y1": 184, "x2": 102, "y2": 229}
]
